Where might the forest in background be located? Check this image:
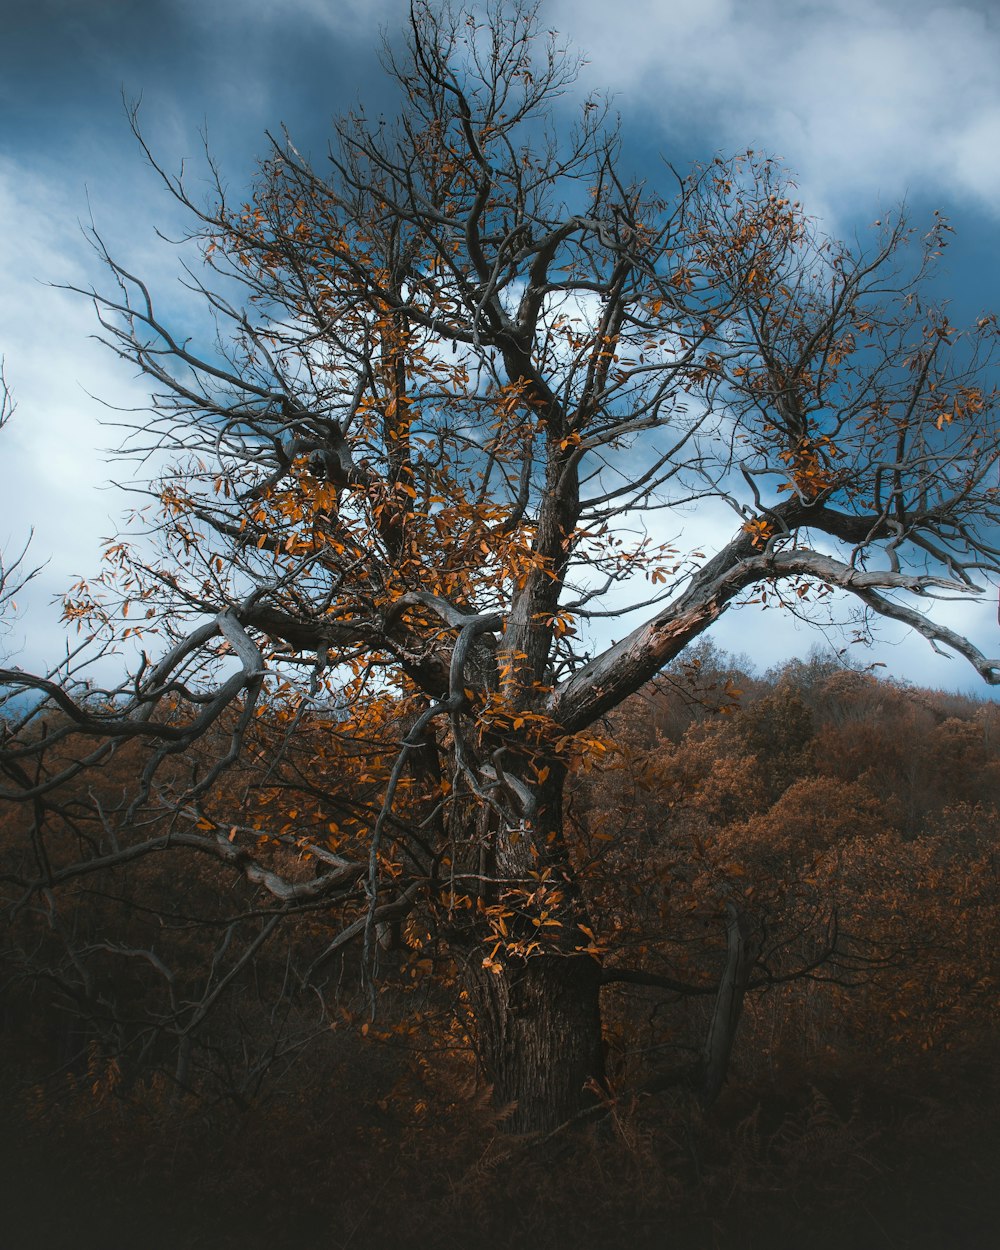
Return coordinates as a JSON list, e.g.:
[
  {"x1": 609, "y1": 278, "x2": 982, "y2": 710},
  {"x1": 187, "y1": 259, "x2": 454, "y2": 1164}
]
[{"x1": 3, "y1": 645, "x2": 998, "y2": 1249}]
